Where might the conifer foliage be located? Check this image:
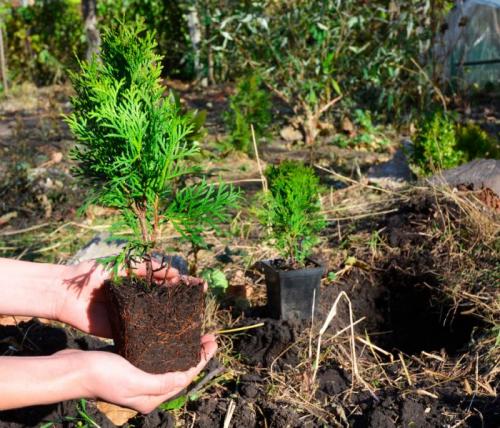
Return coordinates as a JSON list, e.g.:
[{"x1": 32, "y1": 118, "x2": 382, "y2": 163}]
[
  {"x1": 66, "y1": 22, "x2": 239, "y2": 283},
  {"x1": 259, "y1": 161, "x2": 326, "y2": 266}
]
